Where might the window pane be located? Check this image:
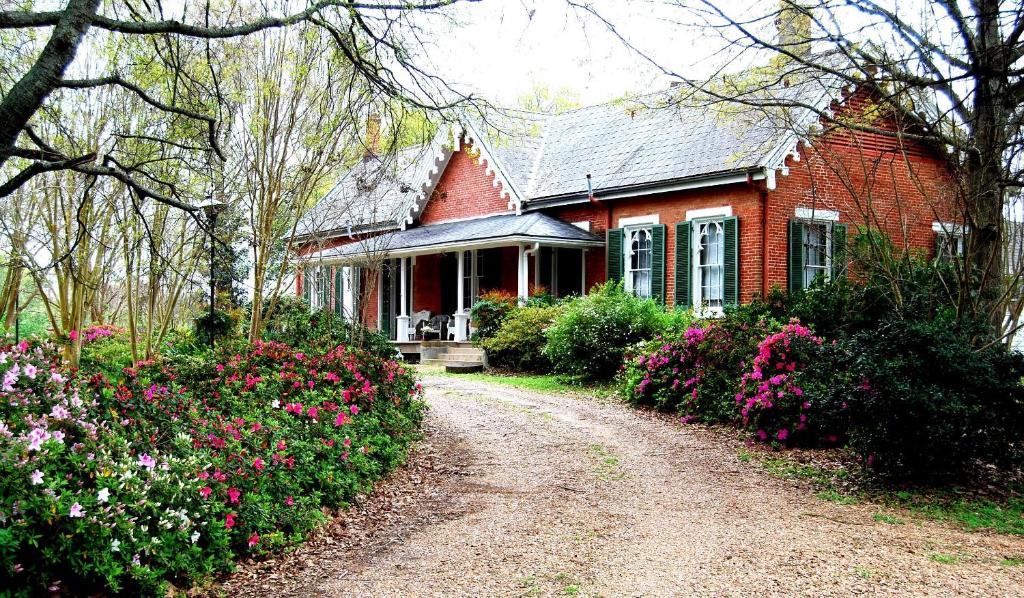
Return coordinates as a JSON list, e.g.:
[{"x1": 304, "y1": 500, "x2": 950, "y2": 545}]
[{"x1": 803, "y1": 223, "x2": 829, "y2": 287}]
